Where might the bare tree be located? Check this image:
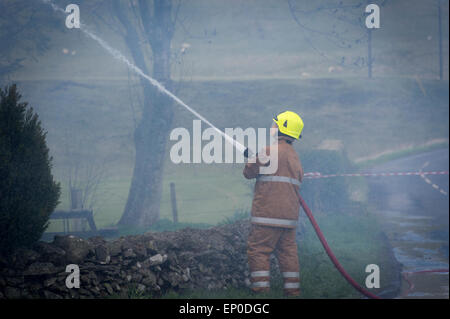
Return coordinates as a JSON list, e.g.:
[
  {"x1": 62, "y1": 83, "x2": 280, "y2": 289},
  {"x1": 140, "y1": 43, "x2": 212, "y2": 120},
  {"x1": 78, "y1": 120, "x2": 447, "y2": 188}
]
[
  {"x1": 55, "y1": 0, "x2": 197, "y2": 228},
  {"x1": 61, "y1": 129, "x2": 112, "y2": 231},
  {"x1": 287, "y1": 0, "x2": 388, "y2": 78},
  {"x1": 0, "y1": 0, "x2": 60, "y2": 79},
  {"x1": 85, "y1": 0, "x2": 182, "y2": 228}
]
